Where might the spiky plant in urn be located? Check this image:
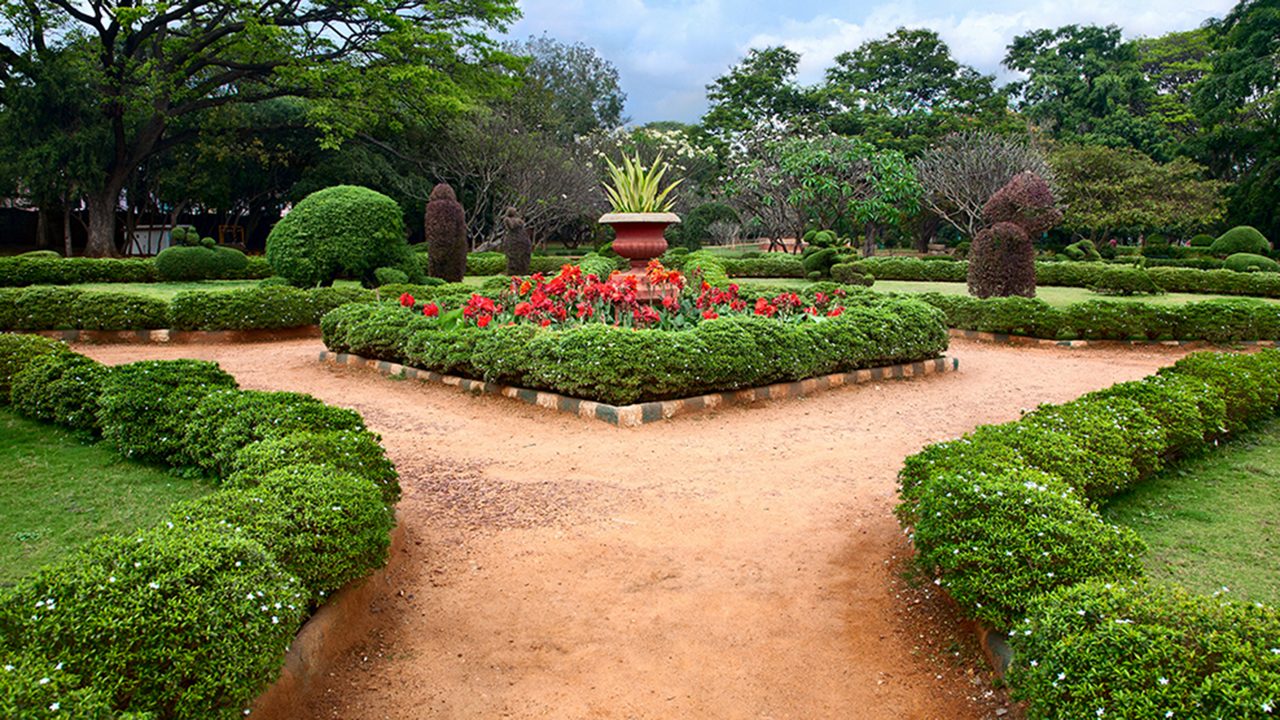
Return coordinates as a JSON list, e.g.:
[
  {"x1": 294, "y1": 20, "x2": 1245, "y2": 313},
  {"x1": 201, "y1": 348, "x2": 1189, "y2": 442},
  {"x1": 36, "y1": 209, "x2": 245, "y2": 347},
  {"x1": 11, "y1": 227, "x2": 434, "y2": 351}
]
[{"x1": 599, "y1": 154, "x2": 682, "y2": 282}]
